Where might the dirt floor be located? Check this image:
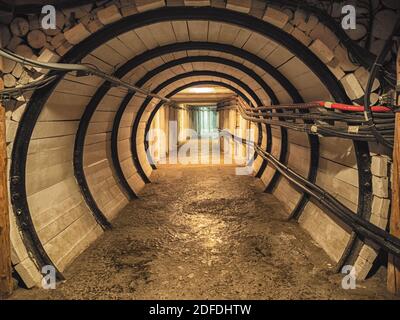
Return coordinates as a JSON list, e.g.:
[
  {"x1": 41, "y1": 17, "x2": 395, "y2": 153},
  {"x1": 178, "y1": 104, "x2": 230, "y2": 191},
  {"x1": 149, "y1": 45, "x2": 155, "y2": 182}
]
[{"x1": 10, "y1": 164, "x2": 398, "y2": 300}]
